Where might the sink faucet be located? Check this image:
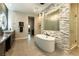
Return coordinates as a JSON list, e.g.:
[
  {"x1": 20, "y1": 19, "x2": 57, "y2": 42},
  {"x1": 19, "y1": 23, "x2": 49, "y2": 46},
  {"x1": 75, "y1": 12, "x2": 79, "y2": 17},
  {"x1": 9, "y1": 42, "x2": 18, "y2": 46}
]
[
  {"x1": 45, "y1": 32, "x2": 49, "y2": 36},
  {"x1": 45, "y1": 32, "x2": 49, "y2": 38}
]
